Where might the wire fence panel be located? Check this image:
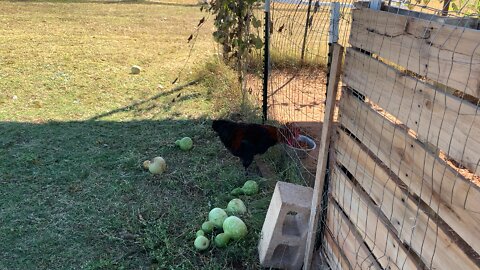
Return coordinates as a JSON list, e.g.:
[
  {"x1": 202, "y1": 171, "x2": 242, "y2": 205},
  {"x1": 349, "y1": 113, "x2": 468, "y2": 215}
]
[
  {"x1": 328, "y1": 1, "x2": 480, "y2": 270},
  {"x1": 265, "y1": 0, "x2": 330, "y2": 186},
  {"x1": 249, "y1": 0, "x2": 356, "y2": 188}
]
